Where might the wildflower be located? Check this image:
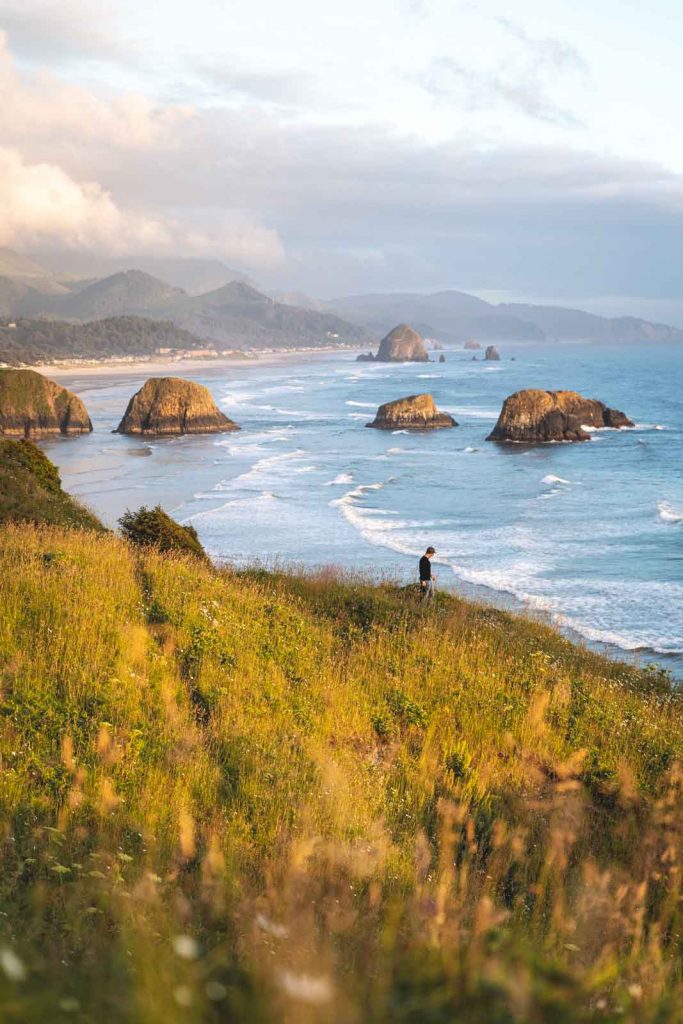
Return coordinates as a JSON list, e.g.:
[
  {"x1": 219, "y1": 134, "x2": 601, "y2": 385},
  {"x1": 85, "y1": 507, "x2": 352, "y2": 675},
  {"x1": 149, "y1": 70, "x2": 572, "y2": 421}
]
[
  {"x1": 276, "y1": 969, "x2": 333, "y2": 1005},
  {"x1": 205, "y1": 981, "x2": 227, "y2": 1001},
  {"x1": 173, "y1": 986, "x2": 193, "y2": 1007},
  {"x1": 58, "y1": 998, "x2": 80, "y2": 1013},
  {"x1": 0, "y1": 948, "x2": 26, "y2": 982},
  {"x1": 255, "y1": 913, "x2": 289, "y2": 939},
  {"x1": 172, "y1": 935, "x2": 200, "y2": 960}
]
